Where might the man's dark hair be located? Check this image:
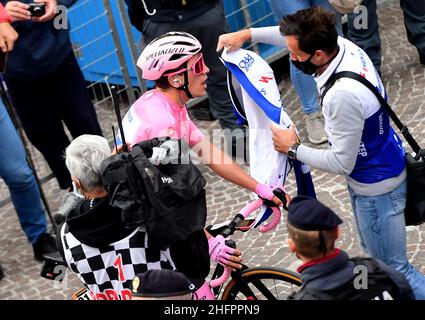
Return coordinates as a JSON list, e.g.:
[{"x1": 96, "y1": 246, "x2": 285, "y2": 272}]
[
  {"x1": 279, "y1": 7, "x2": 338, "y2": 55},
  {"x1": 287, "y1": 223, "x2": 337, "y2": 259},
  {"x1": 155, "y1": 76, "x2": 171, "y2": 90}
]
